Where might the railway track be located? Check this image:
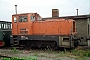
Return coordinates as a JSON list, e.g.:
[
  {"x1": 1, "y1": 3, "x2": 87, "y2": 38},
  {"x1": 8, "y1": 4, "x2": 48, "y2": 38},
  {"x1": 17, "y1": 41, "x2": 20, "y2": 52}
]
[{"x1": 0, "y1": 46, "x2": 73, "y2": 52}]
